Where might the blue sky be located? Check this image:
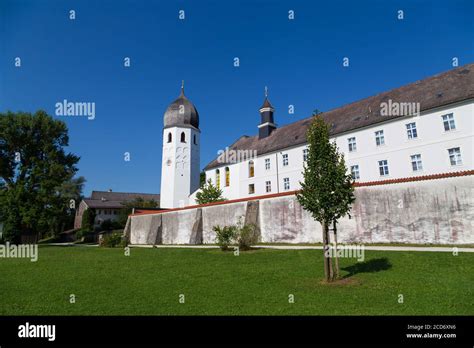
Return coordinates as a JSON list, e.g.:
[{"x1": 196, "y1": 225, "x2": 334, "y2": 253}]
[{"x1": 1, "y1": 0, "x2": 473, "y2": 196}]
